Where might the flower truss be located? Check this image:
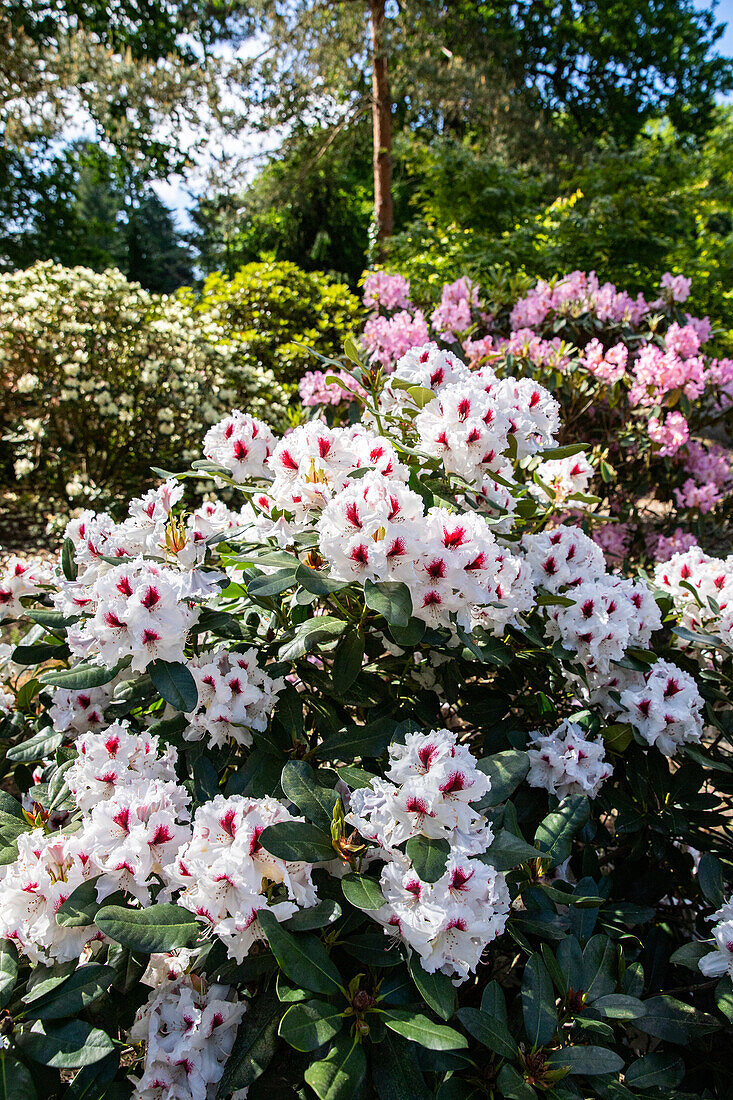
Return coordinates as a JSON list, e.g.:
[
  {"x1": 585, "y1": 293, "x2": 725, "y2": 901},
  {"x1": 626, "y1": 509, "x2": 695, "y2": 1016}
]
[{"x1": 0, "y1": 341, "x2": 731, "y2": 1099}]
